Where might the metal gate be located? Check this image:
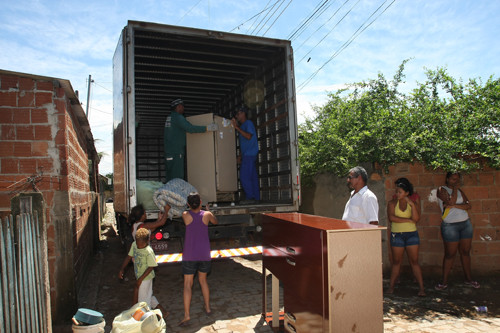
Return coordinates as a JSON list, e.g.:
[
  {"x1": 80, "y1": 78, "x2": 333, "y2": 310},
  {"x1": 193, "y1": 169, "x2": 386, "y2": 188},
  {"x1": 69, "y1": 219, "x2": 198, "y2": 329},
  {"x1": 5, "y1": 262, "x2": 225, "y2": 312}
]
[{"x1": 0, "y1": 213, "x2": 50, "y2": 333}]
